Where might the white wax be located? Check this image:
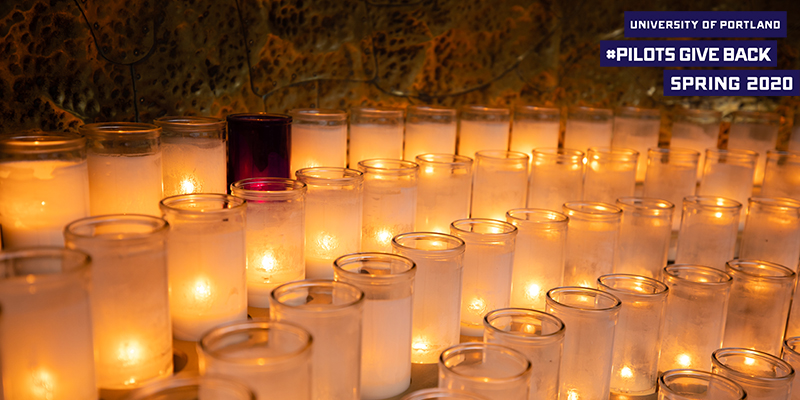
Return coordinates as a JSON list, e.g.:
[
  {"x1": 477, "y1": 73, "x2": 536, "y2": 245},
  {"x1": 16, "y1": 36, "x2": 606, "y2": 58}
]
[
  {"x1": 247, "y1": 245, "x2": 304, "y2": 308},
  {"x1": 88, "y1": 152, "x2": 163, "y2": 216},
  {"x1": 361, "y1": 297, "x2": 413, "y2": 399},
  {"x1": 458, "y1": 120, "x2": 510, "y2": 158},
  {"x1": 471, "y1": 163, "x2": 527, "y2": 220},
  {"x1": 362, "y1": 183, "x2": 416, "y2": 252},
  {"x1": 0, "y1": 160, "x2": 89, "y2": 248},
  {"x1": 670, "y1": 121, "x2": 719, "y2": 181},
  {"x1": 461, "y1": 250, "x2": 514, "y2": 337},
  {"x1": 415, "y1": 167, "x2": 472, "y2": 233},
  {"x1": 728, "y1": 122, "x2": 778, "y2": 185},
  {"x1": 404, "y1": 122, "x2": 457, "y2": 161},
  {"x1": 291, "y1": 124, "x2": 347, "y2": 177},
  {"x1": 527, "y1": 159, "x2": 584, "y2": 211},
  {"x1": 349, "y1": 123, "x2": 403, "y2": 167},
  {"x1": 509, "y1": 228, "x2": 565, "y2": 310},
  {"x1": 699, "y1": 163, "x2": 753, "y2": 227},
  {"x1": 510, "y1": 120, "x2": 560, "y2": 155},
  {"x1": 162, "y1": 137, "x2": 226, "y2": 196},
  {"x1": 564, "y1": 119, "x2": 613, "y2": 151},
  {"x1": 304, "y1": 190, "x2": 362, "y2": 277},
  {"x1": 612, "y1": 117, "x2": 660, "y2": 182}
]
